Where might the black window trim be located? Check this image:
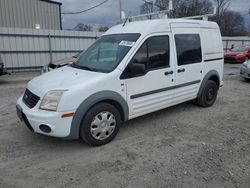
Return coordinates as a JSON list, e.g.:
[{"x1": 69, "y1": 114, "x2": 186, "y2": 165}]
[
  {"x1": 174, "y1": 34, "x2": 203, "y2": 66},
  {"x1": 120, "y1": 35, "x2": 170, "y2": 79}
]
